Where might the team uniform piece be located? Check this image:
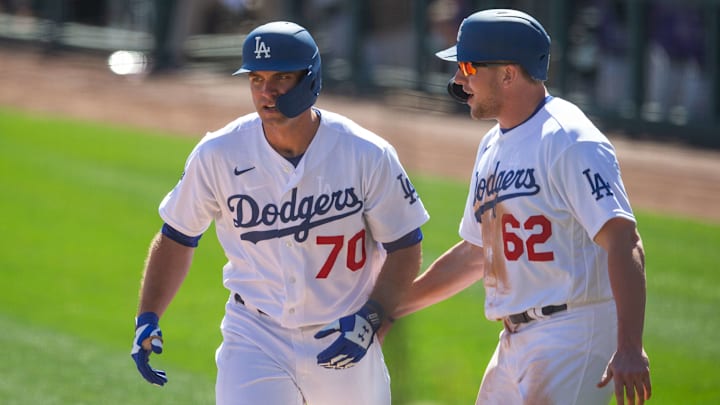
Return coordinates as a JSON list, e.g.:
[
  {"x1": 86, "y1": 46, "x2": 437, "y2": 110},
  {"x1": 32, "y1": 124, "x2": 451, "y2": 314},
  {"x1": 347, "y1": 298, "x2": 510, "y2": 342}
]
[
  {"x1": 459, "y1": 96, "x2": 633, "y2": 403},
  {"x1": 392, "y1": 8, "x2": 651, "y2": 405},
  {"x1": 159, "y1": 108, "x2": 429, "y2": 404},
  {"x1": 460, "y1": 96, "x2": 634, "y2": 319},
  {"x1": 130, "y1": 20, "x2": 429, "y2": 405},
  {"x1": 131, "y1": 312, "x2": 166, "y2": 386}
]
